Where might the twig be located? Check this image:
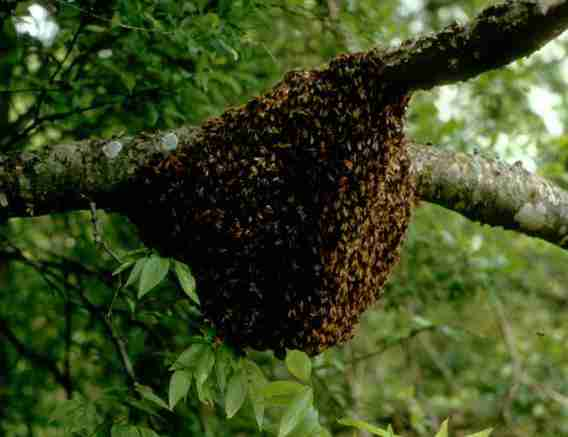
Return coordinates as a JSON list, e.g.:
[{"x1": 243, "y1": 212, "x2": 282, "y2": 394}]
[
  {"x1": 490, "y1": 289, "x2": 523, "y2": 427},
  {"x1": 342, "y1": 325, "x2": 438, "y2": 368},
  {"x1": 0, "y1": 239, "x2": 138, "y2": 387},
  {"x1": 87, "y1": 199, "x2": 122, "y2": 264}
]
